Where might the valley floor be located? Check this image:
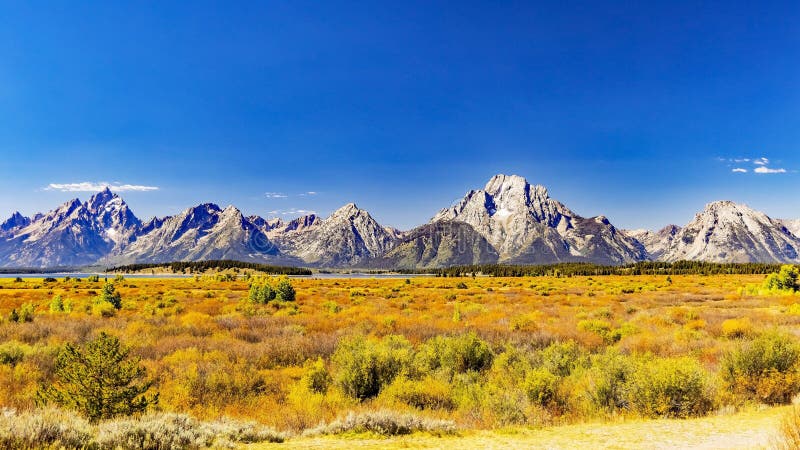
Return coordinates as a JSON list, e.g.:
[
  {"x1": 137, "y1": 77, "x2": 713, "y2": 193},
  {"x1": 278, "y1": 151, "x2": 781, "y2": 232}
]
[{"x1": 251, "y1": 406, "x2": 787, "y2": 449}]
